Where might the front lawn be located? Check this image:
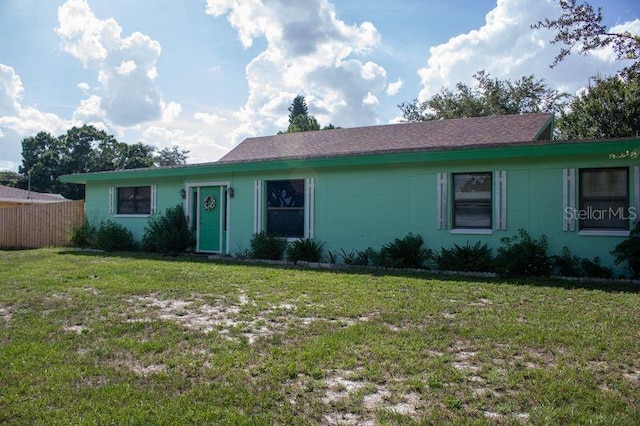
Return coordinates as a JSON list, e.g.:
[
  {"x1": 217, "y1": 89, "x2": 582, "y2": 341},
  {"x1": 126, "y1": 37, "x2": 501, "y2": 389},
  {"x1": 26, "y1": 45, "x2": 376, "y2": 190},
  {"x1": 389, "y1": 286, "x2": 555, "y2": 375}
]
[{"x1": 0, "y1": 249, "x2": 639, "y2": 424}]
